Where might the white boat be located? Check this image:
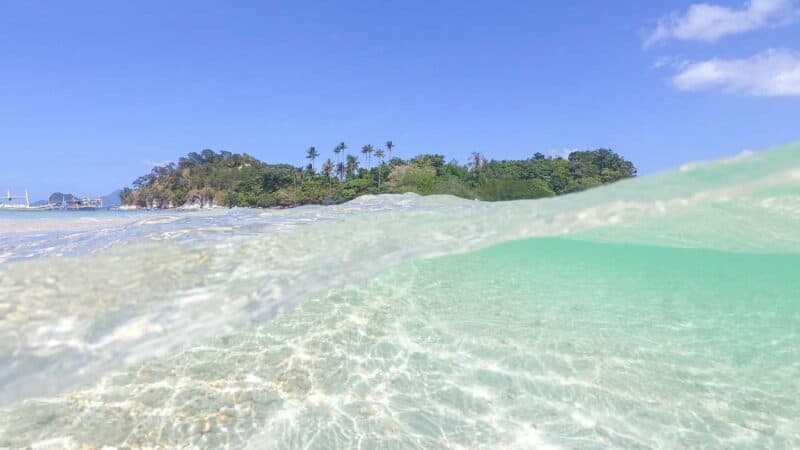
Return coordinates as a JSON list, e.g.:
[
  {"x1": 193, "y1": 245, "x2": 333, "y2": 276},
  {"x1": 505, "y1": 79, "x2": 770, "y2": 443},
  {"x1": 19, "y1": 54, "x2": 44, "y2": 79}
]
[
  {"x1": 1, "y1": 189, "x2": 56, "y2": 211},
  {"x1": 68, "y1": 197, "x2": 104, "y2": 211}
]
